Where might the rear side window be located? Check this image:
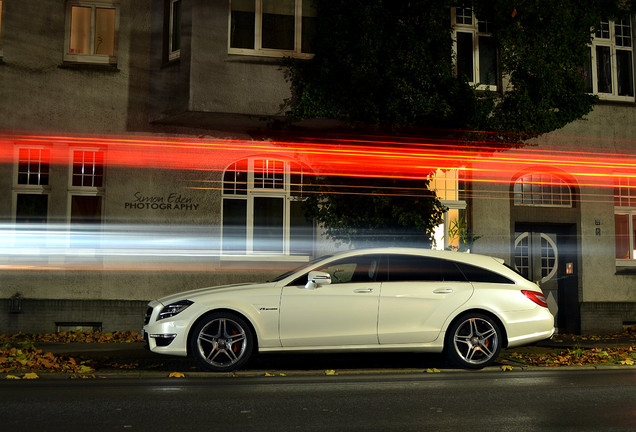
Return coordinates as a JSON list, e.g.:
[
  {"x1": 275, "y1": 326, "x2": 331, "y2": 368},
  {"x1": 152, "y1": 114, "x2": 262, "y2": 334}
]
[
  {"x1": 454, "y1": 262, "x2": 514, "y2": 284},
  {"x1": 387, "y1": 255, "x2": 468, "y2": 282}
]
